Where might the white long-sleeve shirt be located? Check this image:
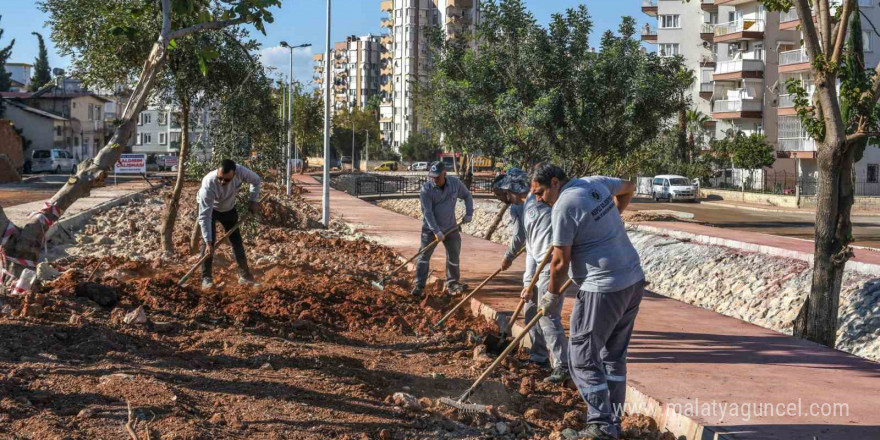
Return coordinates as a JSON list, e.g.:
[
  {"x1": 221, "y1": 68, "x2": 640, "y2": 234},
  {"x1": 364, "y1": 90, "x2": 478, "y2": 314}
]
[{"x1": 197, "y1": 165, "x2": 261, "y2": 242}]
